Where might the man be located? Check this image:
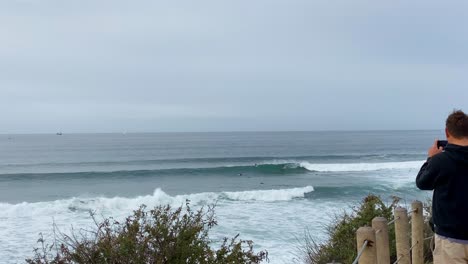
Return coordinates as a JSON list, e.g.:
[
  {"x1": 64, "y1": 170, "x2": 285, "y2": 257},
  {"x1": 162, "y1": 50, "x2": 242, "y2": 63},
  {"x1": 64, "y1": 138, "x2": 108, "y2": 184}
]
[{"x1": 416, "y1": 110, "x2": 468, "y2": 264}]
